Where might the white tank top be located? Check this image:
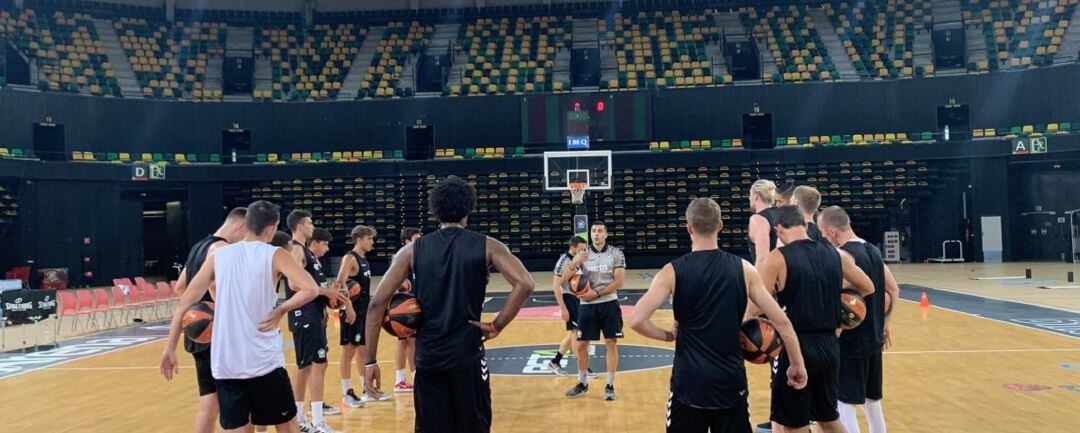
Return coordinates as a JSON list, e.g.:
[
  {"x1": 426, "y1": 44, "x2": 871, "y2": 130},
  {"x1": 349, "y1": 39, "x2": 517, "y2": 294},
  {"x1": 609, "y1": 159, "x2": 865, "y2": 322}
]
[{"x1": 211, "y1": 241, "x2": 285, "y2": 379}]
